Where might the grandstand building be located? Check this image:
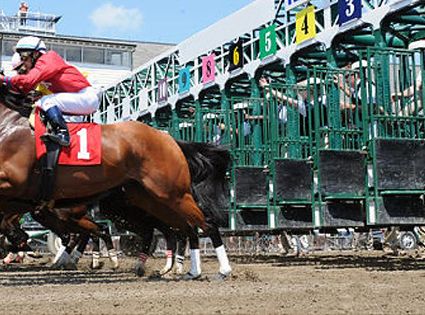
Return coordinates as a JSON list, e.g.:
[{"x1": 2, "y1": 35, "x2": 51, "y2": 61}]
[{"x1": 0, "y1": 10, "x2": 173, "y2": 89}]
